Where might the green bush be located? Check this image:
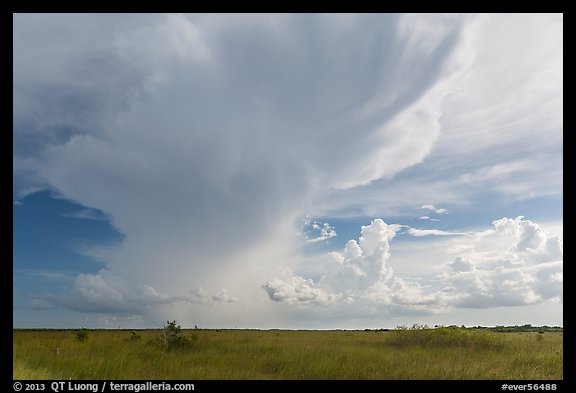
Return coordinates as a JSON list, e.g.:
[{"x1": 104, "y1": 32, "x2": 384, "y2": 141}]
[
  {"x1": 130, "y1": 331, "x2": 142, "y2": 341},
  {"x1": 389, "y1": 325, "x2": 501, "y2": 349},
  {"x1": 159, "y1": 320, "x2": 190, "y2": 351},
  {"x1": 75, "y1": 328, "x2": 89, "y2": 342}
]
